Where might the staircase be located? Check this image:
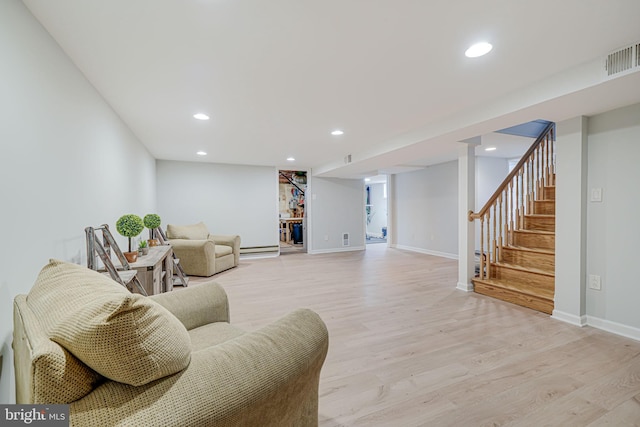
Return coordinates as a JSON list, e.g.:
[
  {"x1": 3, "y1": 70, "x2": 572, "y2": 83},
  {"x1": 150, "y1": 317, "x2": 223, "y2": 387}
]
[{"x1": 469, "y1": 123, "x2": 556, "y2": 314}]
